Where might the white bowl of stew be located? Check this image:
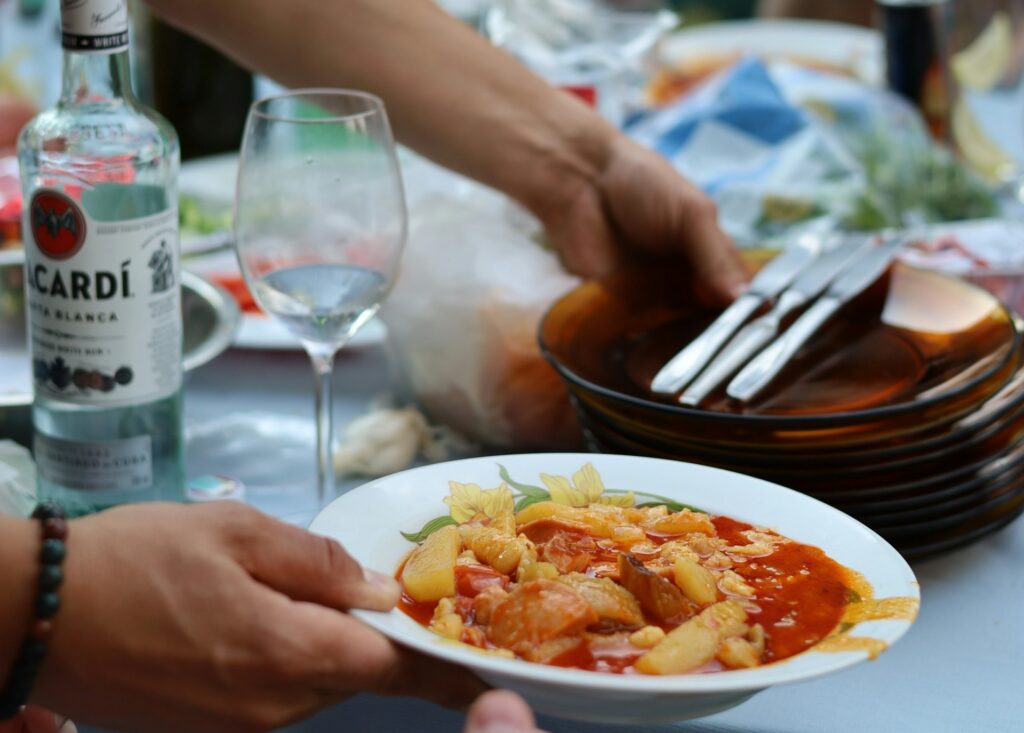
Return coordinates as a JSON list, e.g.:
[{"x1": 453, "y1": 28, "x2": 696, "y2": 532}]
[{"x1": 309, "y1": 453, "x2": 919, "y2": 725}]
